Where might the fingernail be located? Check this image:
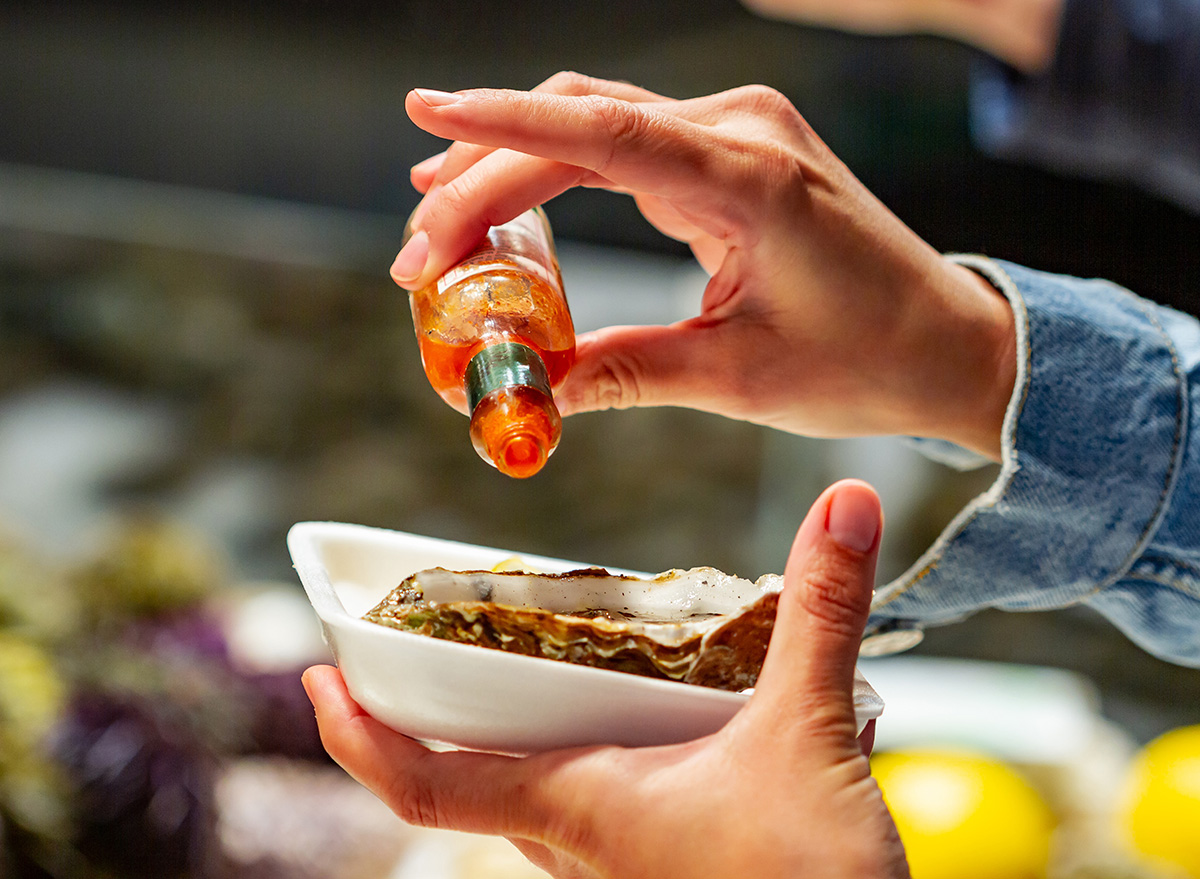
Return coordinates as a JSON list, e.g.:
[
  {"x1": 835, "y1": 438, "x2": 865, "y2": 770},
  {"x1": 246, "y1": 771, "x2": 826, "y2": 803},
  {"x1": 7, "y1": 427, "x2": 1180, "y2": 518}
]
[
  {"x1": 391, "y1": 229, "x2": 428, "y2": 284},
  {"x1": 825, "y1": 484, "x2": 880, "y2": 552},
  {"x1": 413, "y1": 88, "x2": 462, "y2": 107}
]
